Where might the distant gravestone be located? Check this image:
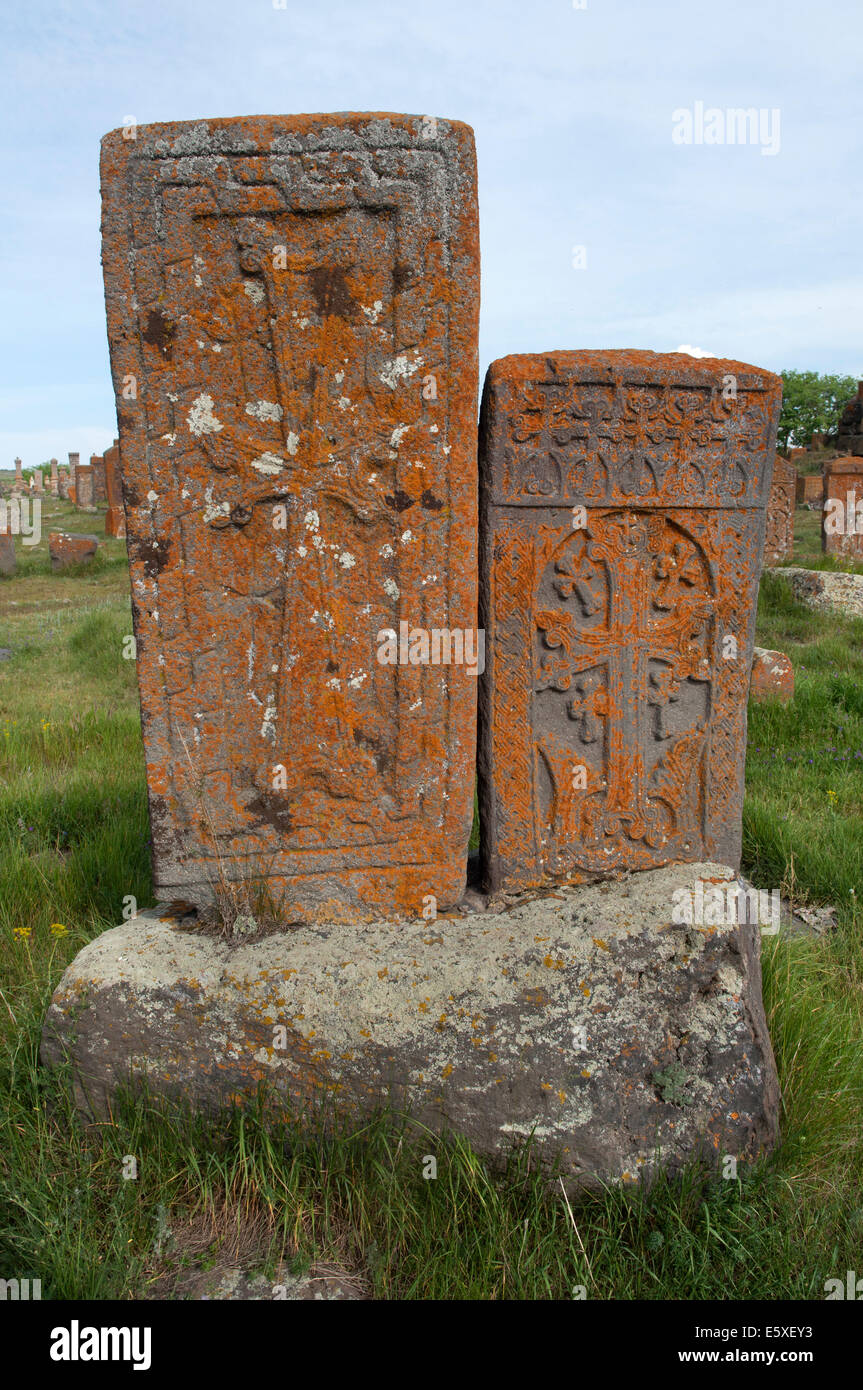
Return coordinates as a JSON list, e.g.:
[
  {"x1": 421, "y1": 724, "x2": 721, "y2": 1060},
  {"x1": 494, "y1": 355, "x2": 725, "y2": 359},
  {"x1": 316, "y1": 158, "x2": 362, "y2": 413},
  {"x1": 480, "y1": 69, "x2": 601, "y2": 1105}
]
[
  {"x1": 74, "y1": 464, "x2": 95, "y2": 510},
  {"x1": 478, "y1": 350, "x2": 781, "y2": 893},
  {"x1": 795, "y1": 473, "x2": 823, "y2": 507},
  {"x1": 91, "y1": 453, "x2": 107, "y2": 504},
  {"x1": 50, "y1": 458, "x2": 59, "y2": 496},
  {"x1": 68, "y1": 451, "x2": 79, "y2": 486},
  {"x1": 836, "y1": 381, "x2": 863, "y2": 457},
  {"x1": 0, "y1": 518, "x2": 14, "y2": 576},
  {"x1": 104, "y1": 440, "x2": 126, "y2": 538},
  {"x1": 58, "y1": 466, "x2": 71, "y2": 500},
  {"x1": 822, "y1": 456, "x2": 863, "y2": 559},
  {"x1": 13, "y1": 457, "x2": 23, "y2": 494},
  {"x1": 32, "y1": 469, "x2": 43, "y2": 494},
  {"x1": 764, "y1": 455, "x2": 795, "y2": 563},
  {"x1": 100, "y1": 113, "x2": 480, "y2": 919}
]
